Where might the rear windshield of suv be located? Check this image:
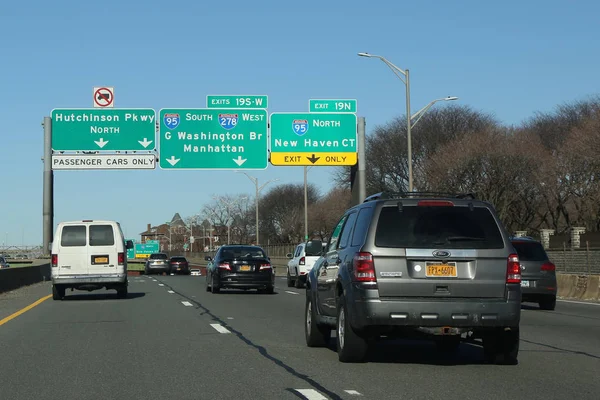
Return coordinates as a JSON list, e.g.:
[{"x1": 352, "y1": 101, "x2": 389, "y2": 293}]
[
  {"x1": 219, "y1": 246, "x2": 267, "y2": 259},
  {"x1": 149, "y1": 253, "x2": 168, "y2": 260},
  {"x1": 171, "y1": 257, "x2": 187, "y2": 262},
  {"x1": 375, "y1": 205, "x2": 505, "y2": 249},
  {"x1": 511, "y1": 241, "x2": 548, "y2": 261}
]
